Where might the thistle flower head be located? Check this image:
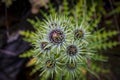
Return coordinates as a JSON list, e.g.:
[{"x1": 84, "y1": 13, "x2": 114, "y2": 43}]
[
  {"x1": 49, "y1": 29, "x2": 65, "y2": 44},
  {"x1": 61, "y1": 41, "x2": 85, "y2": 63},
  {"x1": 74, "y1": 29, "x2": 84, "y2": 39},
  {"x1": 45, "y1": 59, "x2": 55, "y2": 69},
  {"x1": 33, "y1": 38, "x2": 52, "y2": 57},
  {"x1": 34, "y1": 54, "x2": 62, "y2": 79},
  {"x1": 41, "y1": 41, "x2": 51, "y2": 51},
  {"x1": 39, "y1": 15, "x2": 73, "y2": 53},
  {"x1": 63, "y1": 61, "x2": 82, "y2": 79},
  {"x1": 67, "y1": 45, "x2": 78, "y2": 56},
  {"x1": 71, "y1": 22, "x2": 91, "y2": 44}
]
